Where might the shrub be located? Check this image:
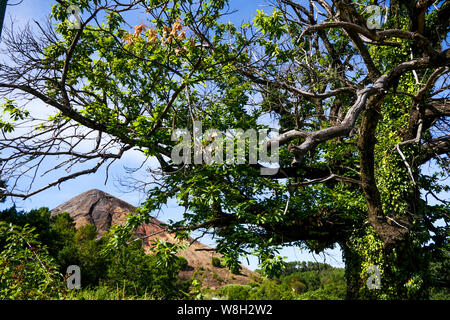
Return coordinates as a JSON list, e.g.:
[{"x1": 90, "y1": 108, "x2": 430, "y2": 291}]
[
  {"x1": 0, "y1": 222, "x2": 65, "y2": 299},
  {"x1": 290, "y1": 279, "x2": 307, "y2": 294},
  {"x1": 74, "y1": 224, "x2": 97, "y2": 243},
  {"x1": 177, "y1": 256, "x2": 189, "y2": 270},
  {"x1": 220, "y1": 284, "x2": 252, "y2": 300},
  {"x1": 212, "y1": 256, "x2": 222, "y2": 268},
  {"x1": 103, "y1": 239, "x2": 188, "y2": 299},
  {"x1": 248, "y1": 280, "x2": 293, "y2": 300}
]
